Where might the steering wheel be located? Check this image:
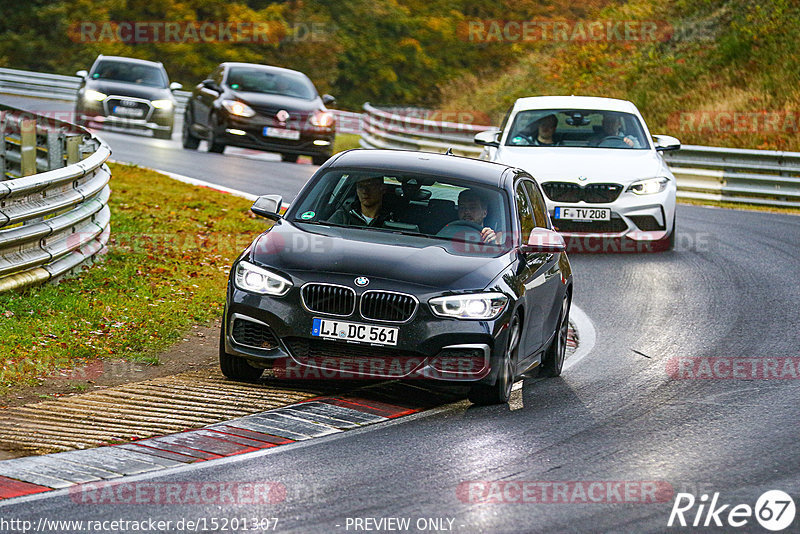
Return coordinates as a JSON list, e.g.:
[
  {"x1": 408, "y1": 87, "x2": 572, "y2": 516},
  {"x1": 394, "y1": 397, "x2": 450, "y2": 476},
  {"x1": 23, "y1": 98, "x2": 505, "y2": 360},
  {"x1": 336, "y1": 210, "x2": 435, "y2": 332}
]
[
  {"x1": 597, "y1": 135, "x2": 630, "y2": 148},
  {"x1": 439, "y1": 220, "x2": 485, "y2": 239}
]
